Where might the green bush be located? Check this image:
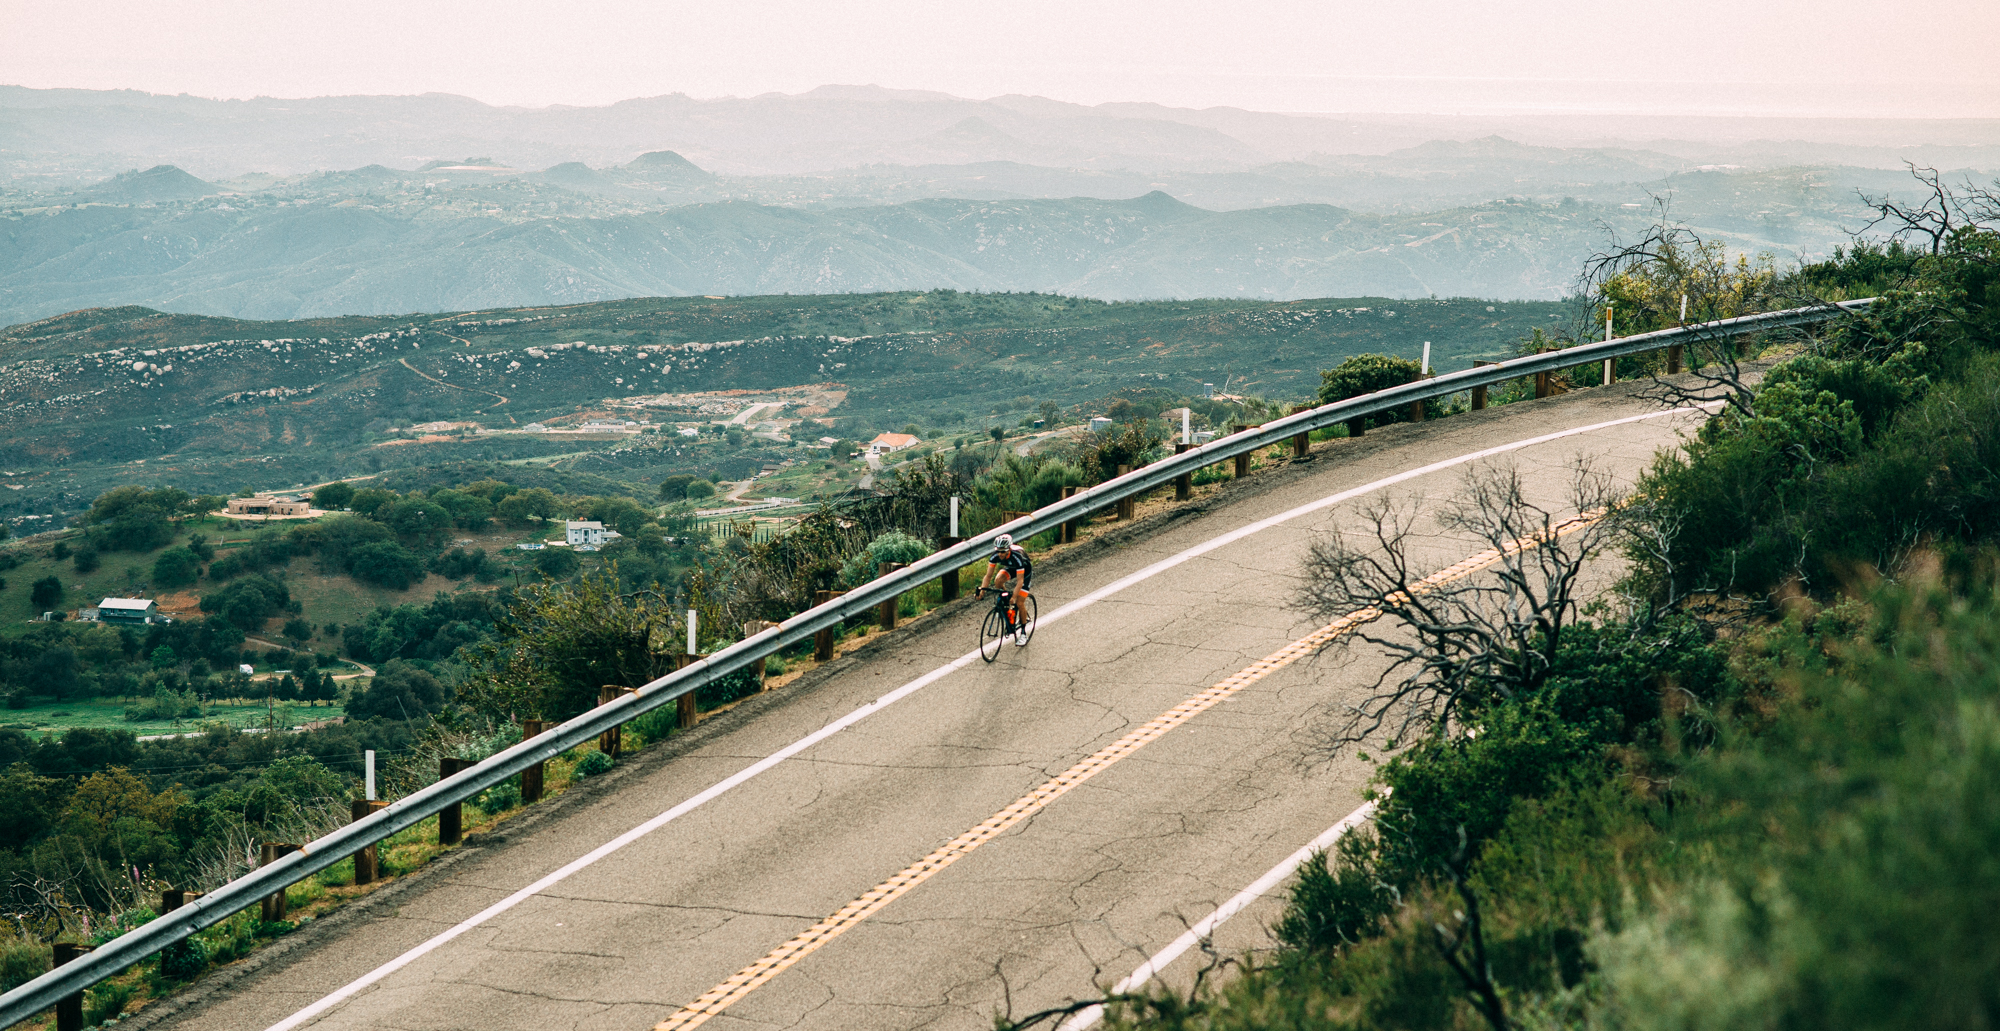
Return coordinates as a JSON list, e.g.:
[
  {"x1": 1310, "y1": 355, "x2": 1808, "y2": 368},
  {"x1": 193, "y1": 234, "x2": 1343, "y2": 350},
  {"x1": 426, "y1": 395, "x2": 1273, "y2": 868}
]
[
  {"x1": 0, "y1": 938, "x2": 47, "y2": 992},
  {"x1": 83, "y1": 980, "x2": 133, "y2": 1025},
  {"x1": 476, "y1": 781, "x2": 522, "y2": 814},
  {"x1": 839, "y1": 530, "x2": 934, "y2": 587},
  {"x1": 152, "y1": 546, "x2": 202, "y2": 588},
  {"x1": 1317, "y1": 353, "x2": 1443, "y2": 424},
  {"x1": 157, "y1": 935, "x2": 209, "y2": 982},
  {"x1": 573, "y1": 749, "x2": 614, "y2": 777}
]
